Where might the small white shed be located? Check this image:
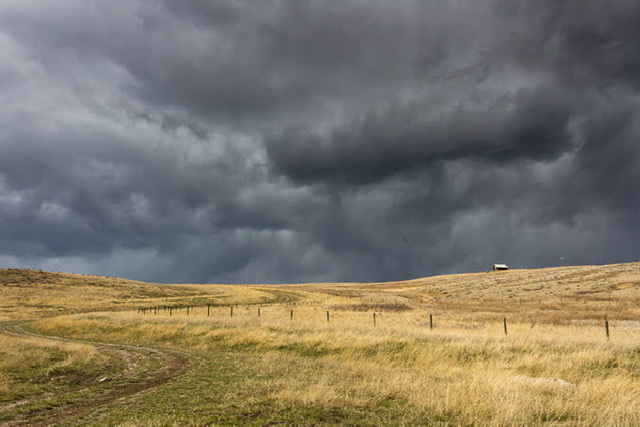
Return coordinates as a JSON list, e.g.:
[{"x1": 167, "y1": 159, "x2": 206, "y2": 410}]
[{"x1": 492, "y1": 264, "x2": 509, "y2": 271}]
